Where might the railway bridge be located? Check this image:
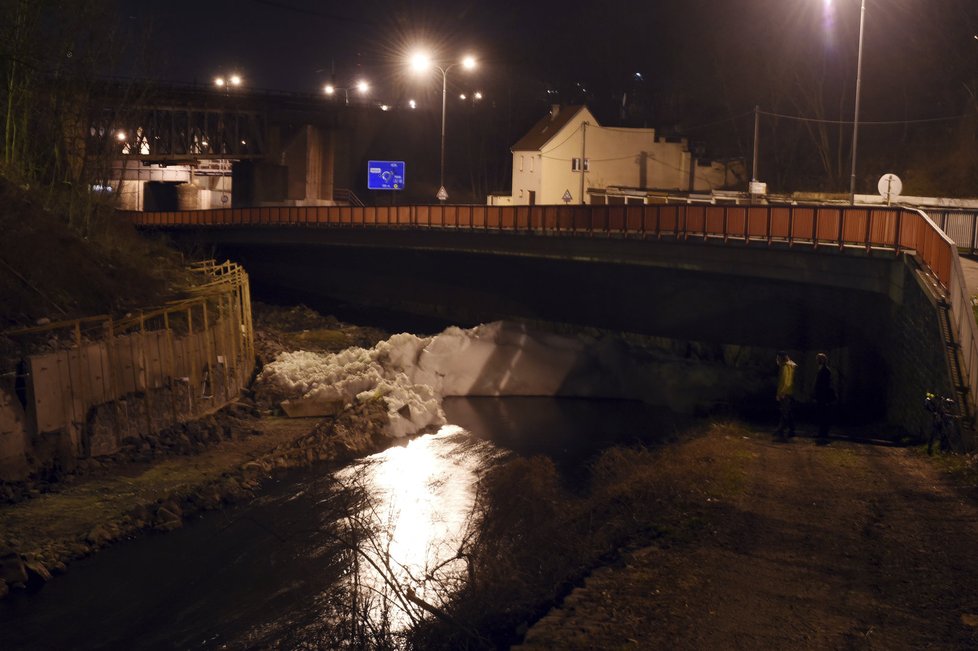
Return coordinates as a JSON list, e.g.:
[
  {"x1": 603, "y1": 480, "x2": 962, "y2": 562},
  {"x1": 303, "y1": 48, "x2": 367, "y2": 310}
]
[{"x1": 92, "y1": 80, "x2": 398, "y2": 211}]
